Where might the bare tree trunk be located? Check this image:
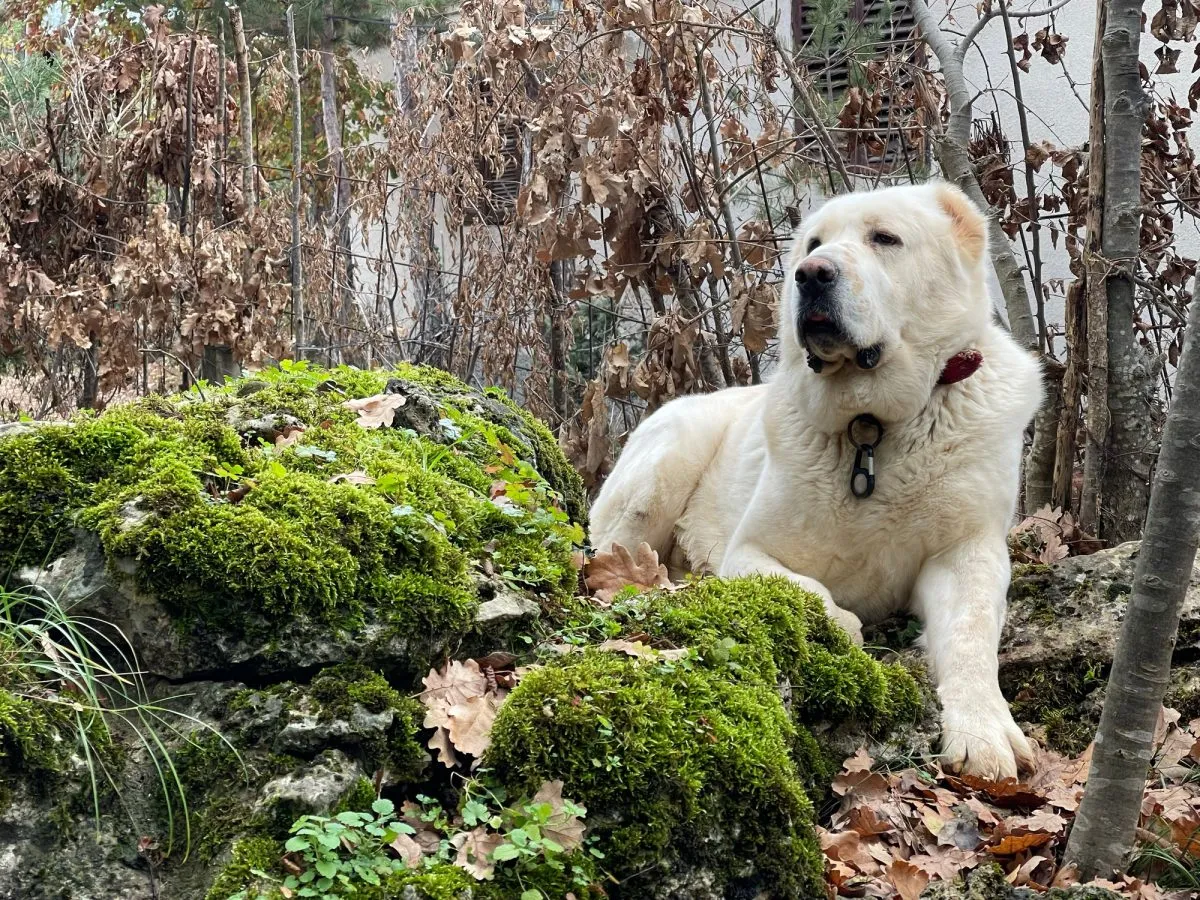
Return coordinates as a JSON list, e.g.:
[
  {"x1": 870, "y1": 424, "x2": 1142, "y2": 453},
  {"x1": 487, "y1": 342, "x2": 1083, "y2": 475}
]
[
  {"x1": 694, "y1": 49, "x2": 740, "y2": 388},
  {"x1": 201, "y1": 346, "x2": 239, "y2": 383},
  {"x1": 286, "y1": 4, "x2": 305, "y2": 359},
  {"x1": 1025, "y1": 360, "x2": 1064, "y2": 513},
  {"x1": 229, "y1": 4, "x2": 256, "y2": 208},
  {"x1": 1063, "y1": 295, "x2": 1200, "y2": 881},
  {"x1": 1054, "y1": 278, "x2": 1087, "y2": 510},
  {"x1": 215, "y1": 10, "x2": 227, "y2": 224},
  {"x1": 180, "y1": 35, "x2": 197, "y2": 231},
  {"x1": 80, "y1": 339, "x2": 98, "y2": 410},
  {"x1": 320, "y1": 4, "x2": 354, "y2": 363},
  {"x1": 1080, "y1": 1, "x2": 1109, "y2": 535},
  {"x1": 1098, "y1": 0, "x2": 1153, "y2": 543},
  {"x1": 909, "y1": 0, "x2": 1039, "y2": 353},
  {"x1": 548, "y1": 259, "x2": 570, "y2": 429},
  {"x1": 216, "y1": 5, "x2": 253, "y2": 386}
]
